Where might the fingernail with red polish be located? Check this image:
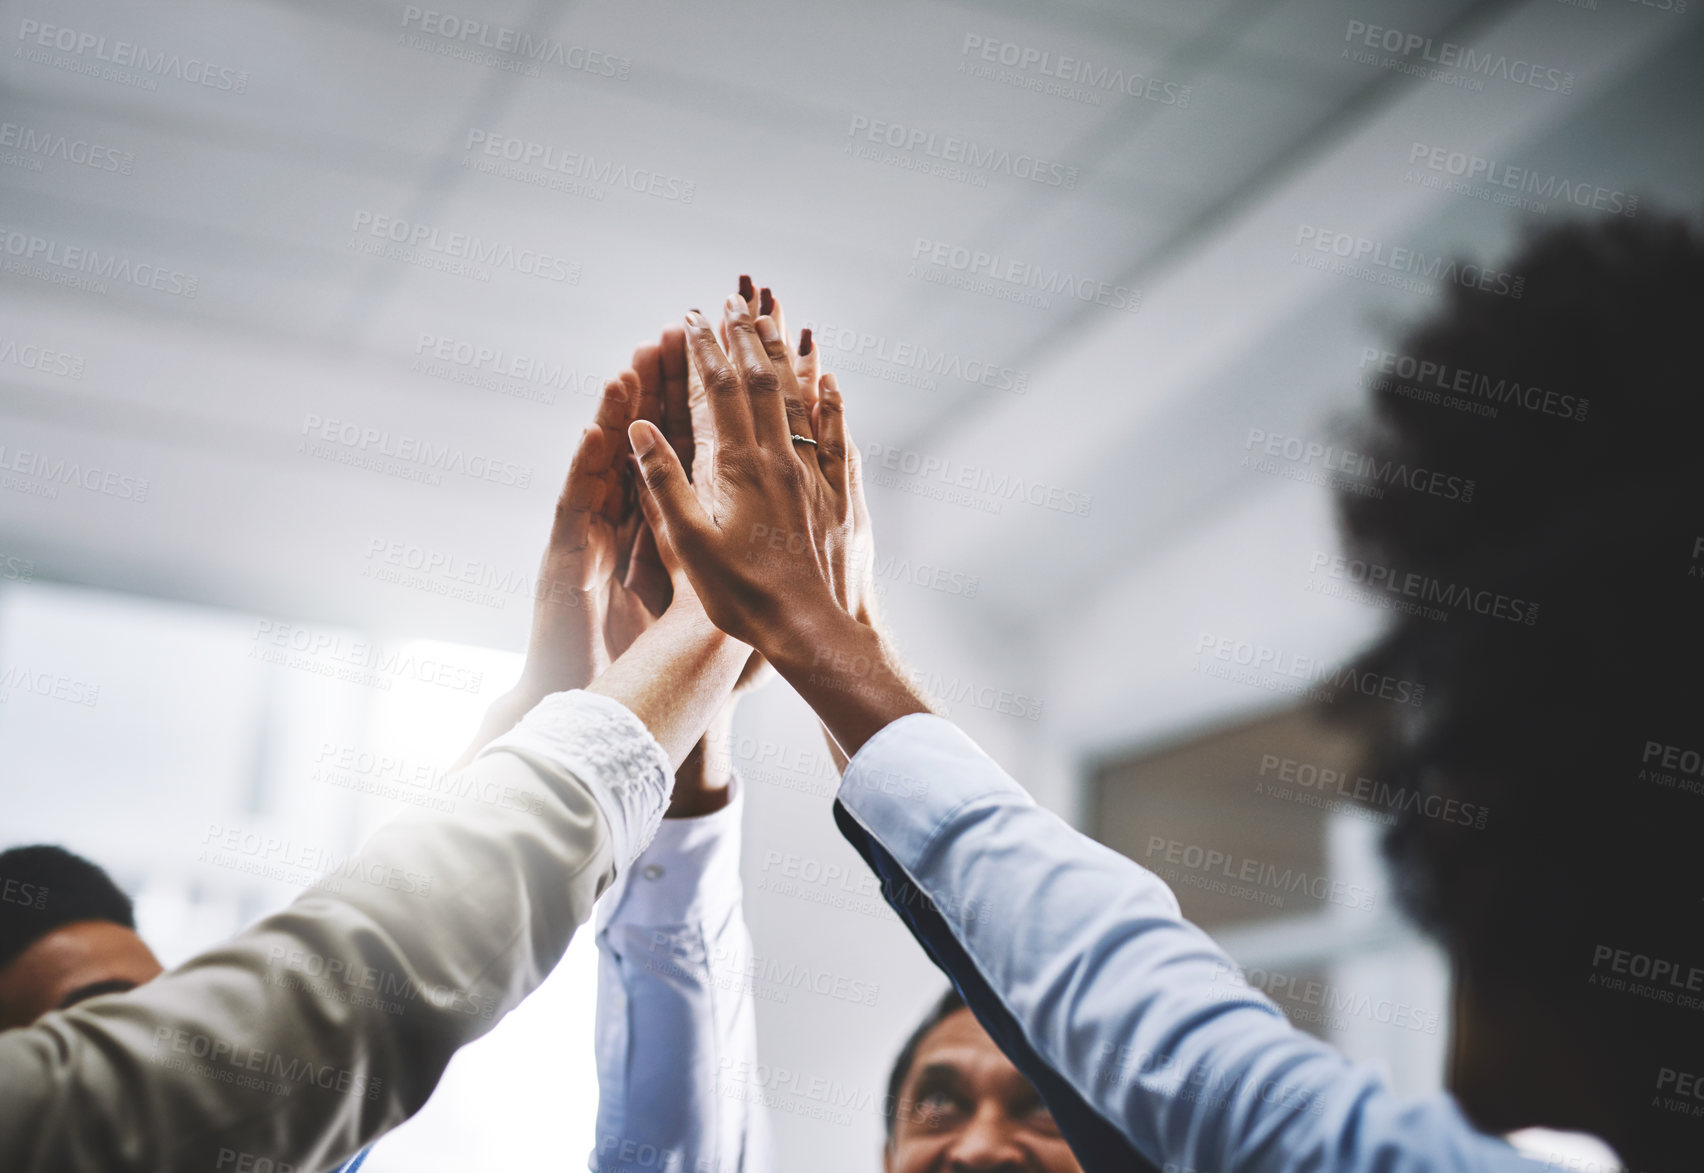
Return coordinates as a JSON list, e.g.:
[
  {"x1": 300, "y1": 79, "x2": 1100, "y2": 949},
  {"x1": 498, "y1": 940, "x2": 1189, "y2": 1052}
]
[
  {"x1": 759, "y1": 287, "x2": 773, "y2": 316},
  {"x1": 686, "y1": 309, "x2": 707, "y2": 327},
  {"x1": 799, "y1": 328, "x2": 813, "y2": 356},
  {"x1": 738, "y1": 275, "x2": 754, "y2": 301}
]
